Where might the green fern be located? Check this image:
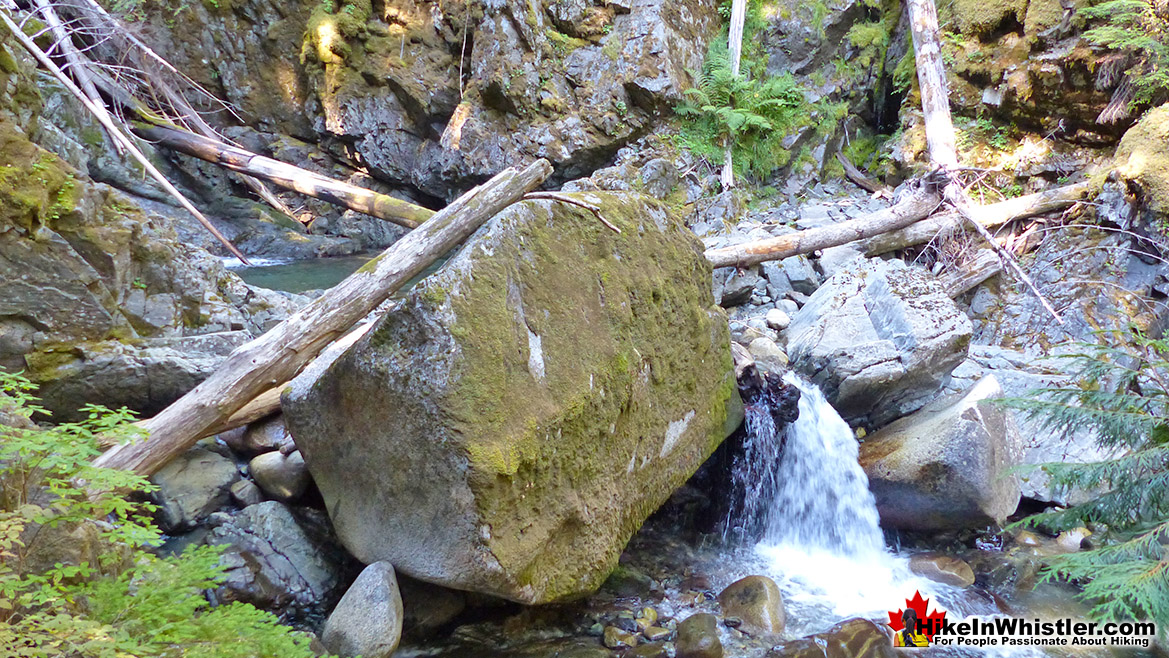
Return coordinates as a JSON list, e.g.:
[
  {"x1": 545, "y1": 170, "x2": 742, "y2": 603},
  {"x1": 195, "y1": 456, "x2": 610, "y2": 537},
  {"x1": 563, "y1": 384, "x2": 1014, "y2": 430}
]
[
  {"x1": 676, "y1": 45, "x2": 808, "y2": 181},
  {"x1": 1004, "y1": 330, "x2": 1169, "y2": 625}
]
